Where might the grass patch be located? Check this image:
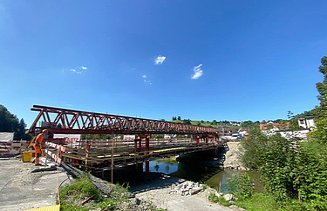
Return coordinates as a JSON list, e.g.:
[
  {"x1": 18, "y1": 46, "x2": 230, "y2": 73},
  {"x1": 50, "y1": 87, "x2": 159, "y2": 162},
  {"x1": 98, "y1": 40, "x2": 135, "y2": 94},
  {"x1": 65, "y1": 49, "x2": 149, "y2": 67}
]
[
  {"x1": 208, "y1": 192, "x2": 309, "y2": 211},
  {"x1": 59, "y1": 175, "x2": 129, "y2": 210},
  {"x1": 234, "y1": 193, "x2": 316, "y2": 211},
  {"x1": 235, "y1": 193, "x2": 278, "y2": 211},
  {"x1": 208, "y1": 193, "x2": 232, "y2": 207}
]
